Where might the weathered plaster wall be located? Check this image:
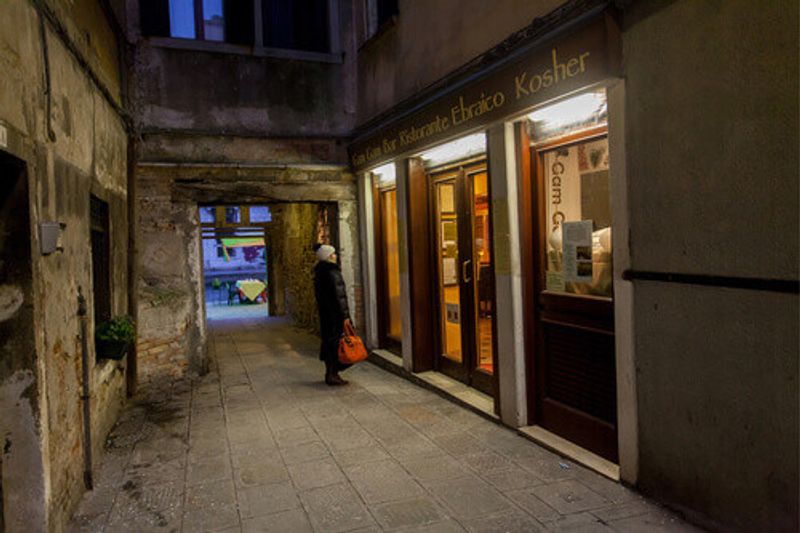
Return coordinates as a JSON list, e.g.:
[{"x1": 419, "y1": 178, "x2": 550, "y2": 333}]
[
  {"x1": 0, "y1": 0, "x2": 129, "y2": 530},
  {"x1": 623, "y1": 1, "x2": 799, "y2": 530},
  {"x1": 137, "y1": 173, "x2": 199, "y2": 383},
  {"x1": 270, "y1": 204, "x2": 322, "y2": 334},
  {"x1": 131, "y1": 0, "x2": 357, "y2": 137},
  {"x1": 356, "y1": 0, "x2": 564, "y2": 125}
]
